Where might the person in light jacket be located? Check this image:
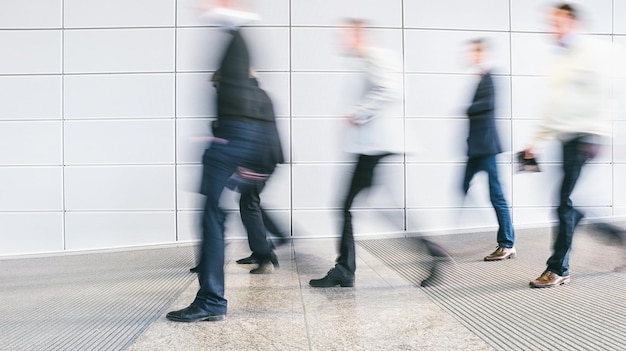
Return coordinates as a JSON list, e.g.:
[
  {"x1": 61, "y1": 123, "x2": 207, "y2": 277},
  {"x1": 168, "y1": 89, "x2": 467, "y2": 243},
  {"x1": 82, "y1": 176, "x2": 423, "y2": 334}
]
[
  {"x1": 310, "y1": 19, "x2": 402, "y2": 288},
  {"x1": 525, "y1": 3, "x2": 613, "y2": 288}
]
